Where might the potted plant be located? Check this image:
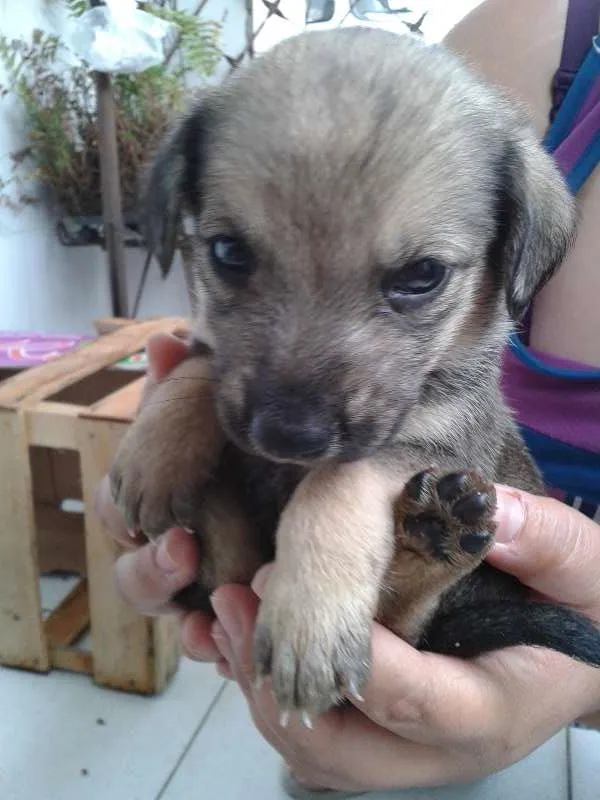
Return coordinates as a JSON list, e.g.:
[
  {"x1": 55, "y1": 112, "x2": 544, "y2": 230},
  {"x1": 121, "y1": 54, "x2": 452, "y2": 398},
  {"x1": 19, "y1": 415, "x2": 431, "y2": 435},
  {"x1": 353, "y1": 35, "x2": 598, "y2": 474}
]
[{"x1": 0, "y1": 2, "x2": 221, "y2": 238}]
